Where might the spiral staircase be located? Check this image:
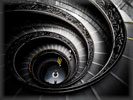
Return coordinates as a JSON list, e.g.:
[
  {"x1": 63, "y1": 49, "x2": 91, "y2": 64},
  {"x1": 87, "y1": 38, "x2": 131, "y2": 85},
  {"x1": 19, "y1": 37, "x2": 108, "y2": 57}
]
[{"x1": 0, "y1": 0, "x2": 133, "y2": 100}]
